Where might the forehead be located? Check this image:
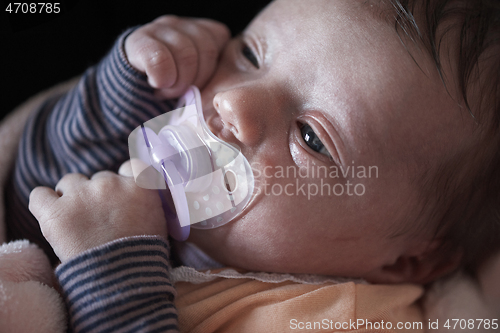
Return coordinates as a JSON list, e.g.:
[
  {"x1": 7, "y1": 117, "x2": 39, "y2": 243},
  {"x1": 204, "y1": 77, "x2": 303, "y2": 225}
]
[
  {"x1": 248, "y1": 3, "x2": 417, "y2": 141},
  {"x1": 250, "y1": 0, "x2": 424, "y2": 95}
]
